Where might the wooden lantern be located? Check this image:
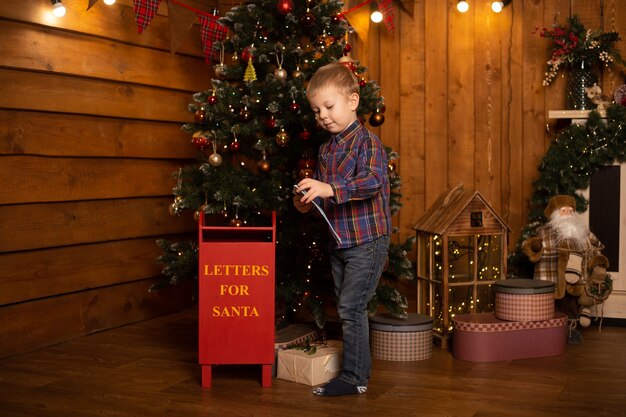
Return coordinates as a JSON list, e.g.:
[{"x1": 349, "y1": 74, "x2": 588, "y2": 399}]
[{"x1": 413, "y1": 185, "x2": 510, "y2": 348}]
